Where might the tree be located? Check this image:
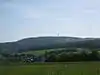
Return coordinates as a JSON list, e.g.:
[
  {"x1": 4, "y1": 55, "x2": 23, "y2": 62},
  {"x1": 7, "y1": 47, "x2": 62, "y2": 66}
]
[{"x1": 90, "y1": 50, "x2": 99, "y2": 61}]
